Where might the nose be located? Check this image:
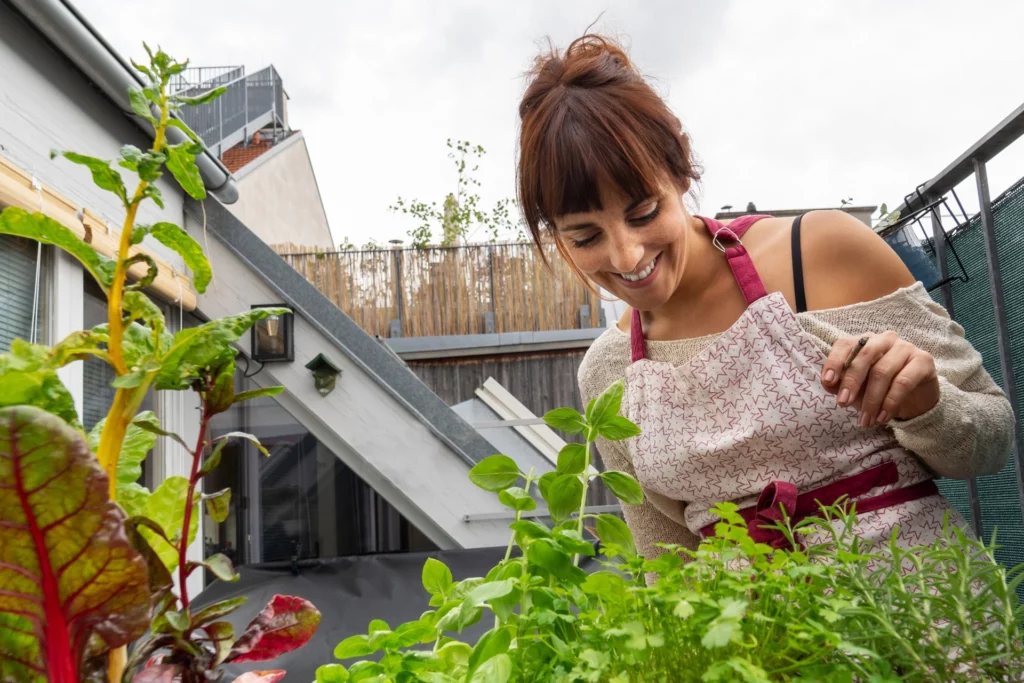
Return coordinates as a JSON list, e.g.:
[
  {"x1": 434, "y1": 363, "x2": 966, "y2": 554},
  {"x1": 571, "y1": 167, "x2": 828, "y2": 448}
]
[{"x1": 608, "y1": 234, "x2": 645, "y2": 274}]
